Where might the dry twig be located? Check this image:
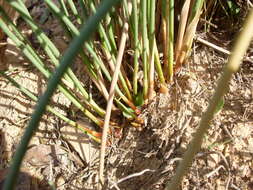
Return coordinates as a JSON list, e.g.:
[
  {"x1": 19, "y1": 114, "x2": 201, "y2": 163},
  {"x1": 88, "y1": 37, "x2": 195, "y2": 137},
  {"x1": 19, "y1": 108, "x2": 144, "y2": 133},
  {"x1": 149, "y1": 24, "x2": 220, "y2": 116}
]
[
  {"x1": 195, "y1": 36, "x2": 253, "y2": 63},
  {"x1": 110, "y1": 169, "x2": 155, "y2": 189}
]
